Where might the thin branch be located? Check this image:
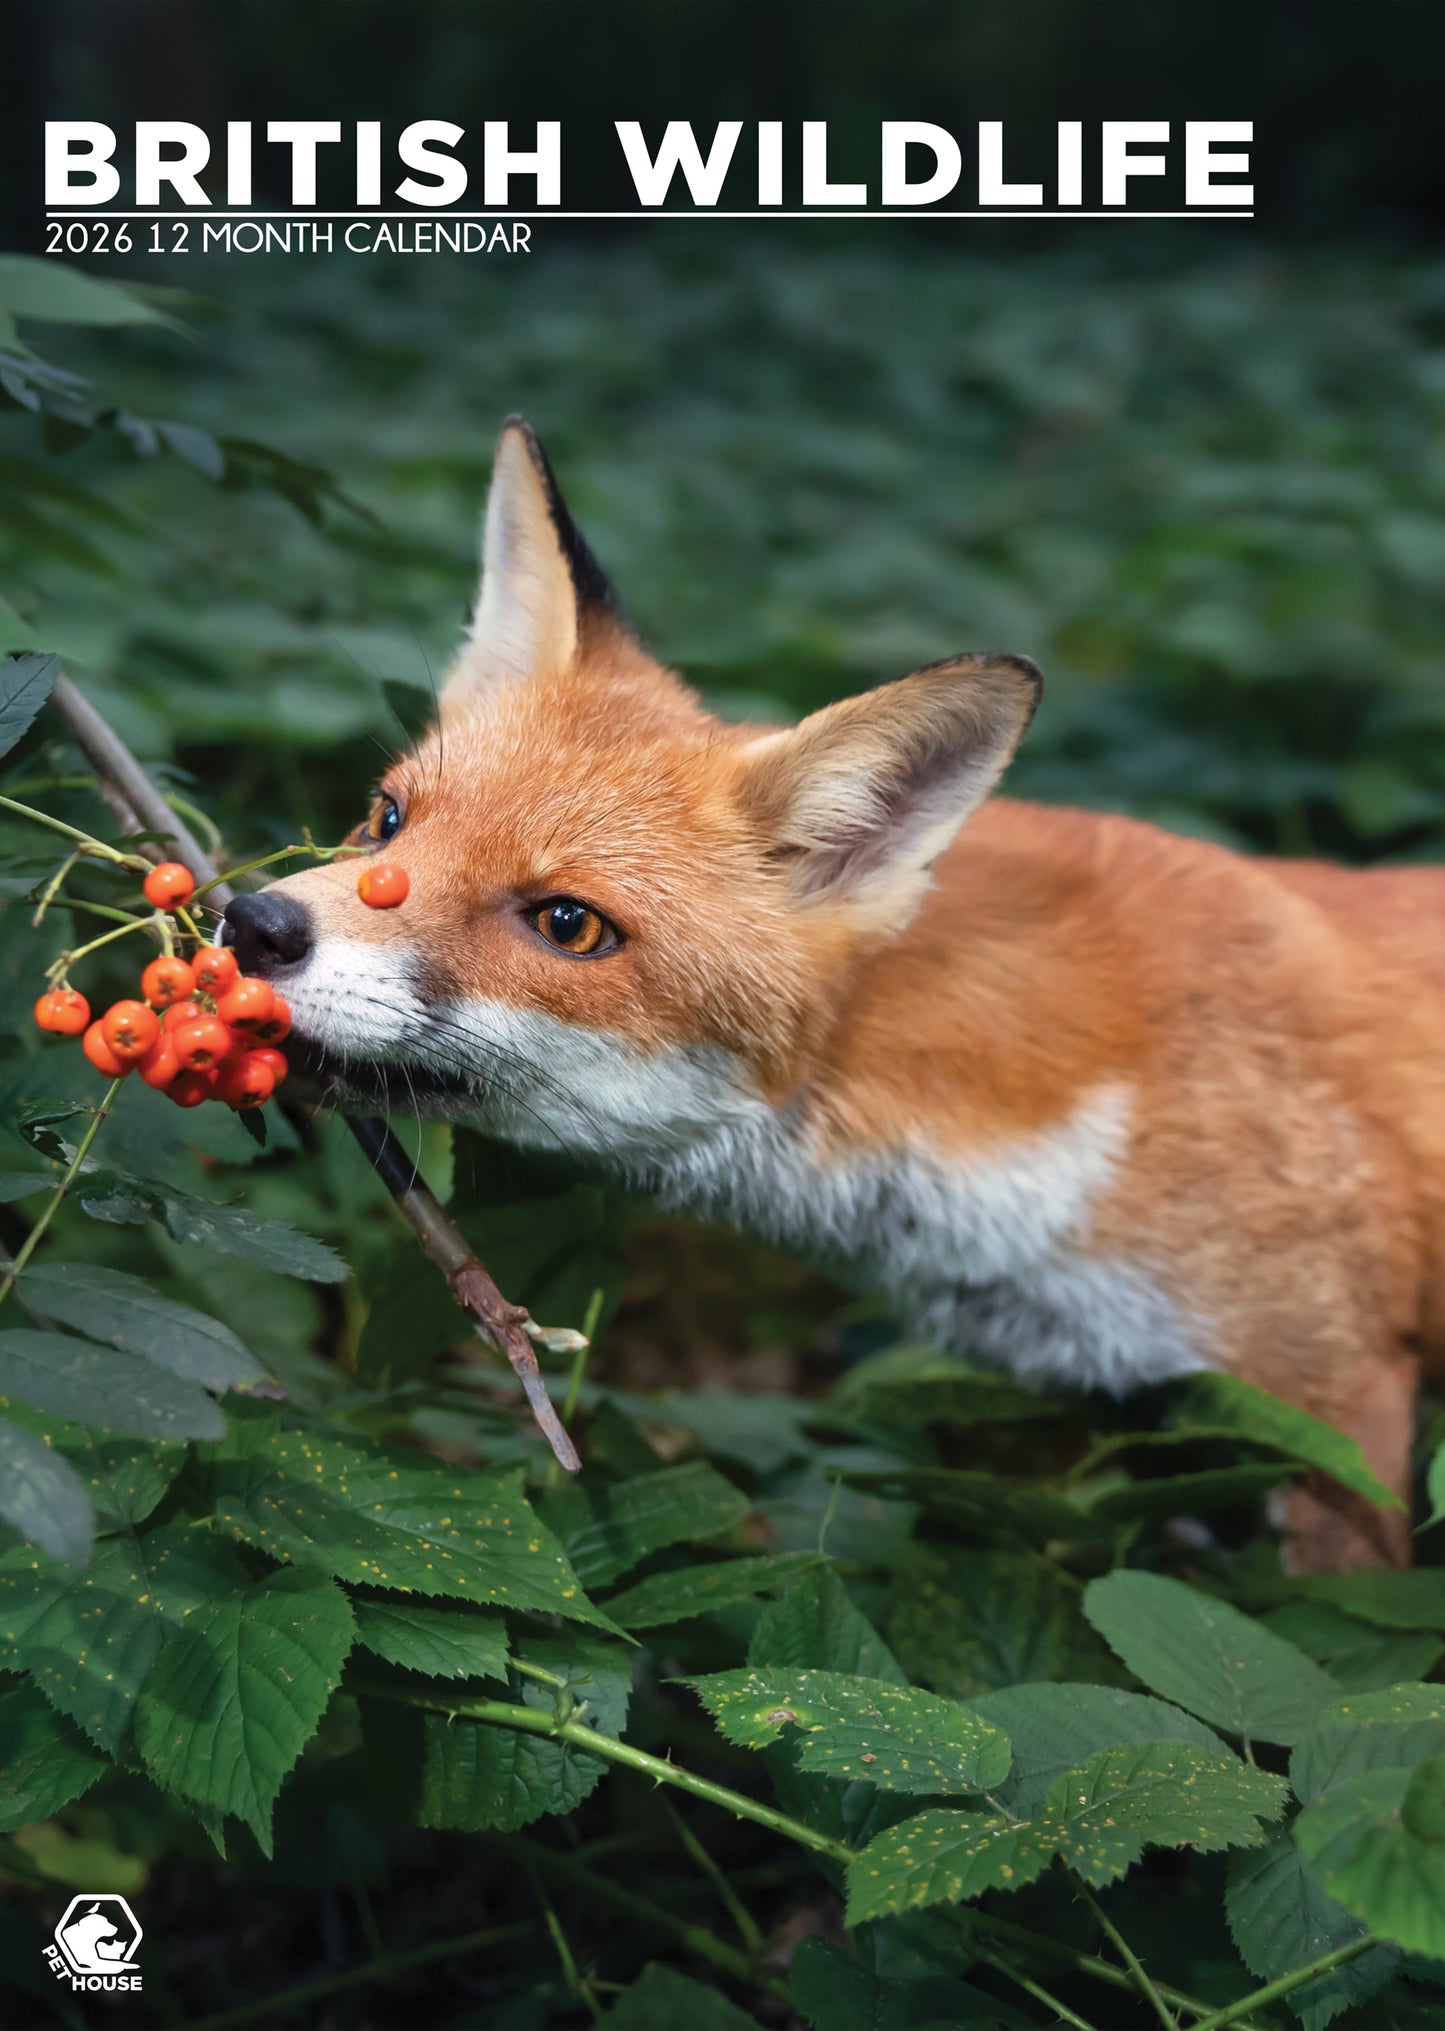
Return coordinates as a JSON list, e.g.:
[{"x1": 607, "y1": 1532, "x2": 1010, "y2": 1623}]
[
  {"x1": 1068, "y1": 1868, "x2": 1178, "y2": 2031},
  {"x1": 1185, "y1": 1934, "x2": 1380, "y2": 2031},
  {"x1": 47, "y1": 670, "x2": 581, "y2": 1469}
]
